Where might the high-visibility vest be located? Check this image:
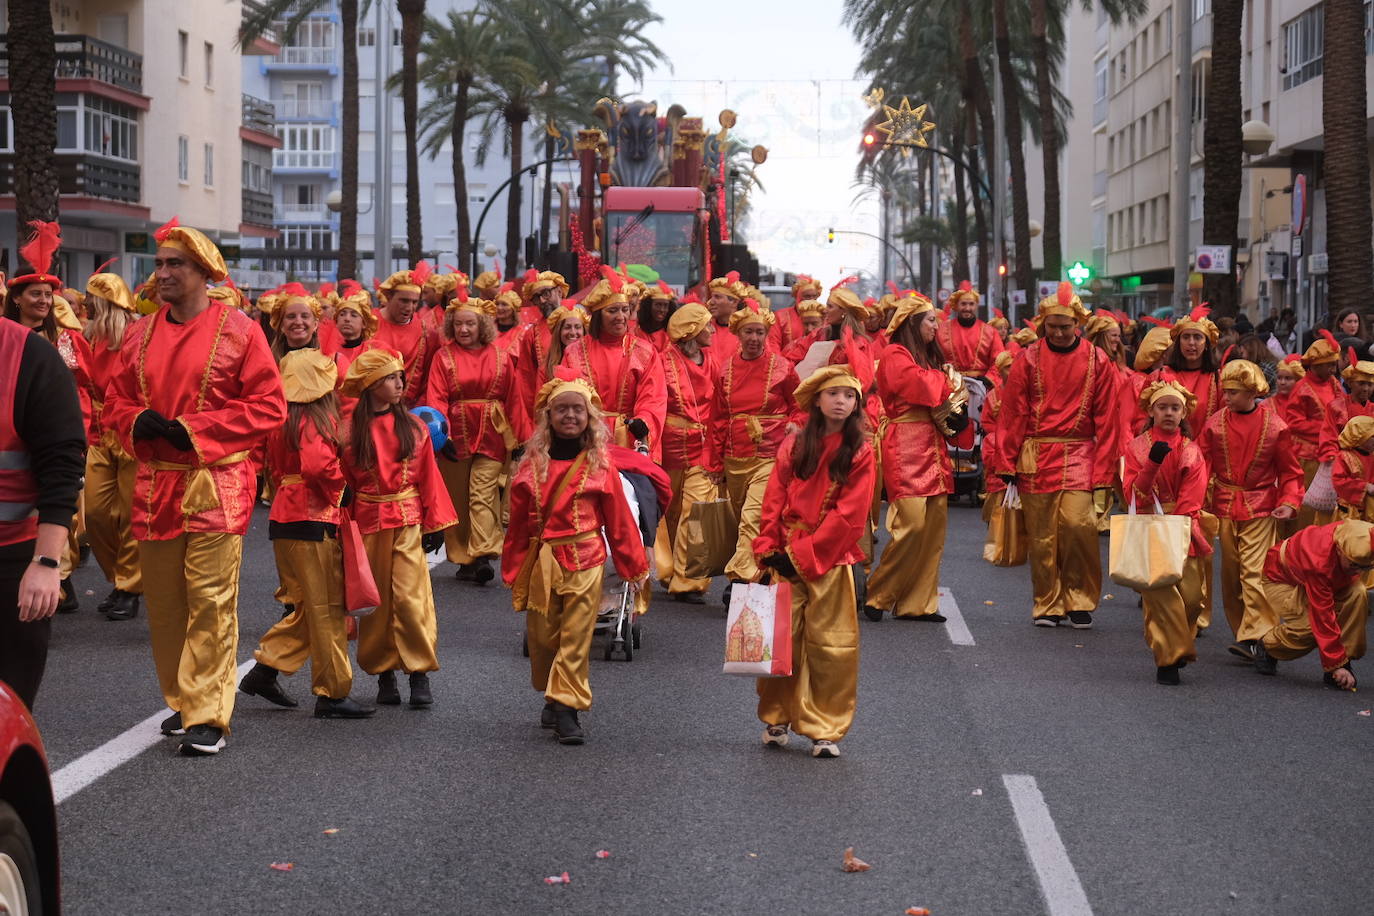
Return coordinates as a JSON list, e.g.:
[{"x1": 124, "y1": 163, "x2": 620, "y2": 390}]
[{"x1": 0, "y1": 318, "x2": 39, "y2": 546}]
